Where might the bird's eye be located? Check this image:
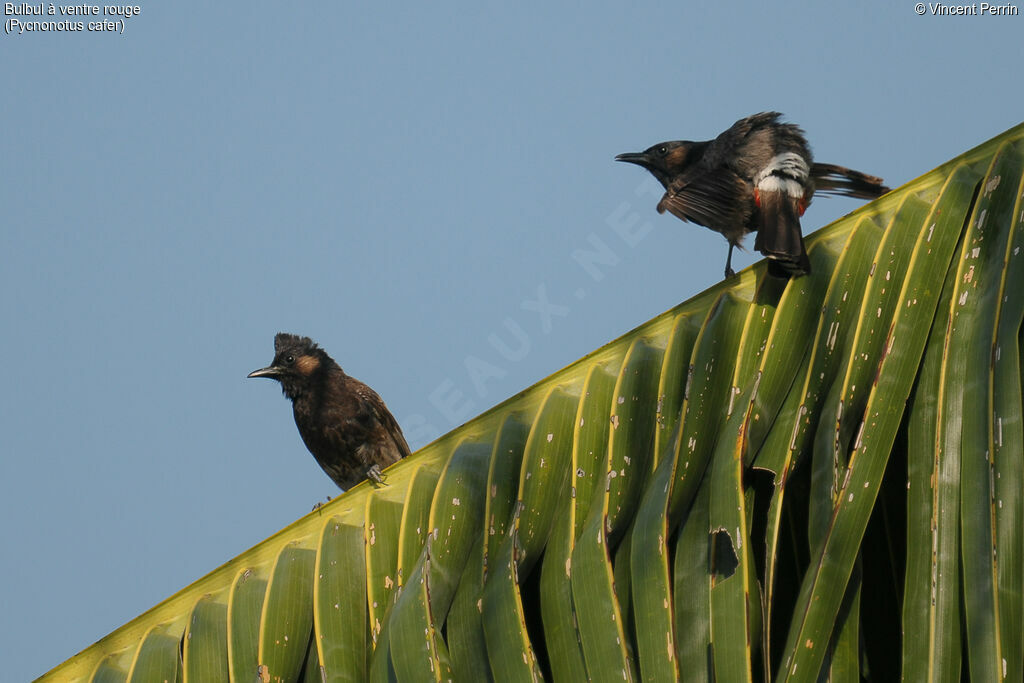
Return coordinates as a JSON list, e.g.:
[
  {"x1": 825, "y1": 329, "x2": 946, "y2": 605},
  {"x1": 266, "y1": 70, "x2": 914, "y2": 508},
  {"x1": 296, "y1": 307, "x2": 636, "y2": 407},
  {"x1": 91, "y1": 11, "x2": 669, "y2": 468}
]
[
  {"x1": 285, "y1": 355, "x2": 295, "y2": 365},
  {"x1": 658, "y1": 146, "x2": 667, "y2": 156}
]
